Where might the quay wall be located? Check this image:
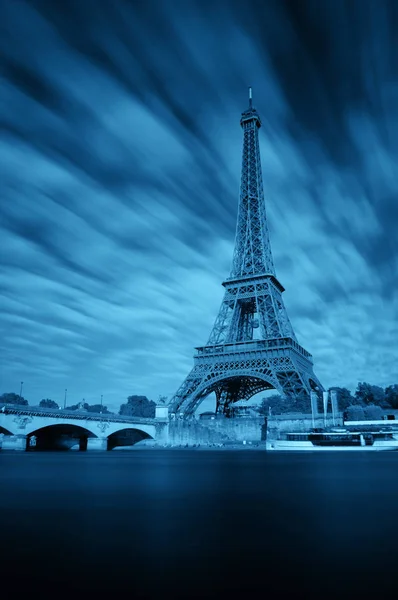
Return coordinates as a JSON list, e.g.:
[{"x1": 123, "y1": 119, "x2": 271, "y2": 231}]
[
  {"x1": 267, "y1": 414, "x2": 344, "y2": 440},
  {"x1": 167, "y1": 416, "x2": 266, "y2": 446},
  {"x1": 197, "y1": 416, "x2": 266, "y2": 442},
  {"x1": 168, "y1": 421, "x2": 231, "y2": 446}
]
